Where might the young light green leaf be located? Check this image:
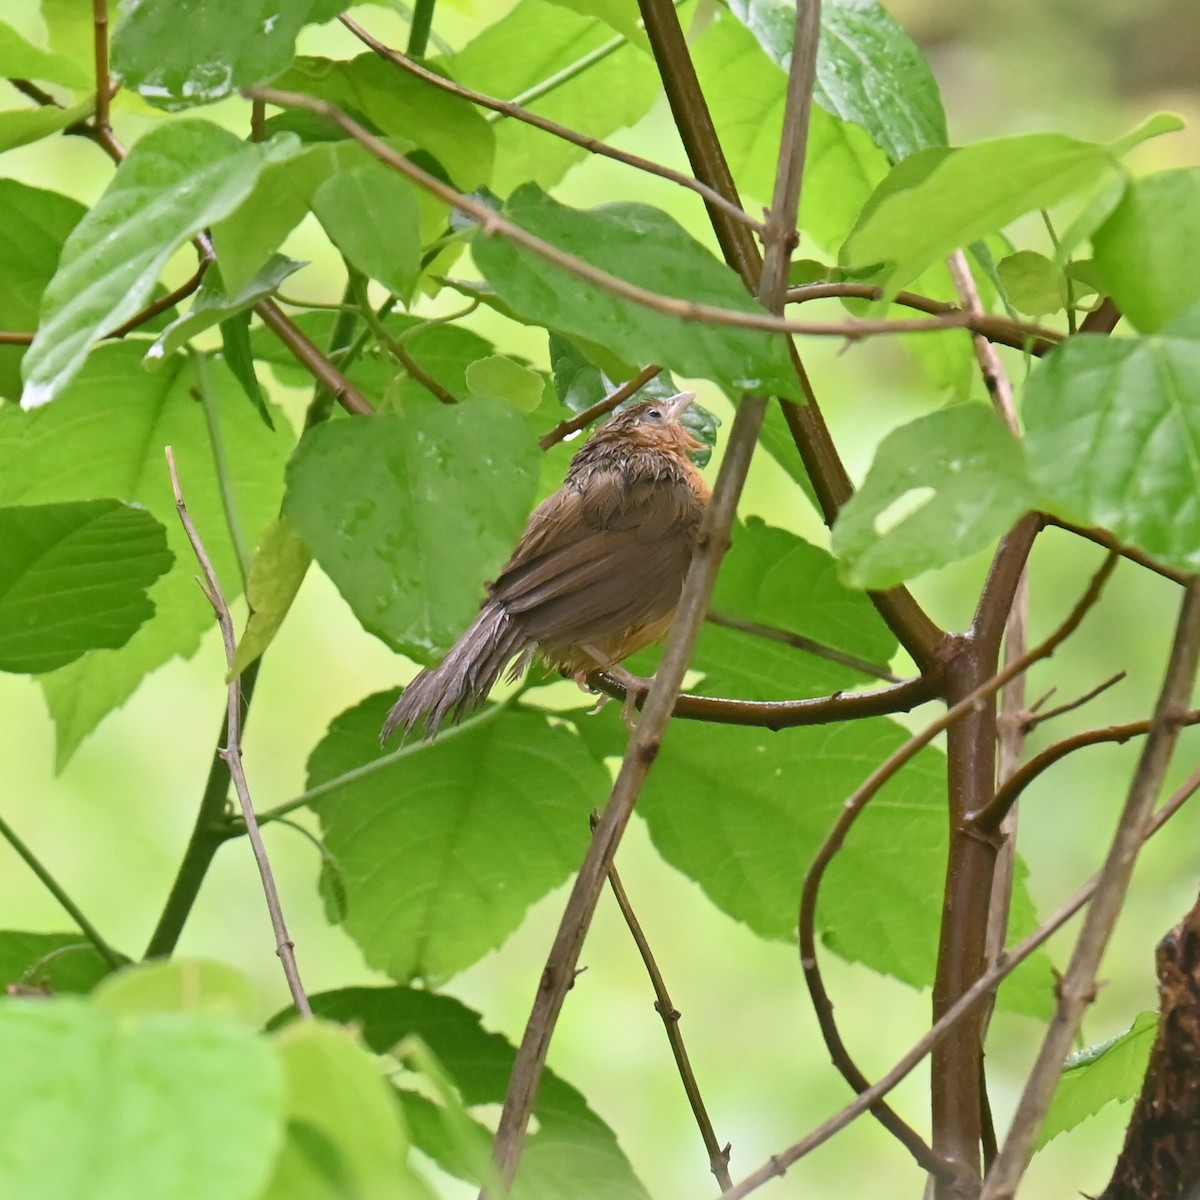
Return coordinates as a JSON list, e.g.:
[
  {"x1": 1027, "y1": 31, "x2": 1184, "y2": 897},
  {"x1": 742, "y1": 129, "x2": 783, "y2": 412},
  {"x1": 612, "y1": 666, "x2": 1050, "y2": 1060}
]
[
  {"x1": 219, "y1": 312, "x2": 274, "y2": 429},
  {"x1": 111, "y1": 0, "x2": 344, "y2": 110},
  {"x1": 283, "y1": 401, "x2": 538, "y2": 660},
  {"x1": 0, "y1": 20, "x2": 90, "y2": 87},
  {"x1": 474, "y1": 185, "x2": 796, "y2": 397},
  {"x1": 998, "y1": 249, "x2": 1067, "y2": 316},
  {"x1": 729, "y1": 0, "x2": 947, "y2": 163},
  {"x1": 1039, "y1": 1011, "x2": 1157, "y2": 1147},
  {"x1": 20, "y1": 120, "x2": 262, "y2": 408},
  {"x1": 92, "y1": 959, "x2": 264, "y2": 1025},
  {"x1": 311, "y1": 164, "x2": 421, "y2": 300},
  {"x1": 262, "y1": 1020, "x2": 416, "y2": 1200},
  {"x1": 1092, "y1": 167, "x2": 1200, "y2": 333},
  {"x1": 0, "y1": 344, "x2": 291, "y2": 766},
  {"x1": 465, "y1": 355, "x2": 545, "y2": 412},
  {"x1": 842, "y1": 132, "x2": 1121, "y2": 296},
  {"x1": 231, "y1": 516, "x2": 313, "y2": 679},
  {"x1": 147, "y1": 255, "x2": 305, "y2": 362},
  {"x1": 832, "y1": 405, "x2": 1034, "y2": 589},
  {"x1": 0, "y1": 998, "x2": 285, "y2": 1200},
  {"x1": 0, "y1": 181, "x2": 84, "y2": 401},
  {"x1": 0, "y1": 501, "x2": 173, "y2": 674},
  {"x1": 0, "y1": 931, "x2": 115, "y2": 995},
  {"x1": 304, "y1": 697, "x2": 610, "y2": 985},
  {"x1": 0, "y1": 95, "x2": 94, "y2": 153},
  {"x1": 1024, "y1": 313, "x2": 1200, "y2": 571},
  {"x1": 543, "y1": 0, "x2": 651, "y2": 50}
]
